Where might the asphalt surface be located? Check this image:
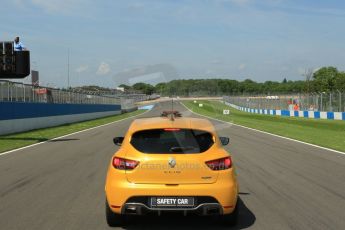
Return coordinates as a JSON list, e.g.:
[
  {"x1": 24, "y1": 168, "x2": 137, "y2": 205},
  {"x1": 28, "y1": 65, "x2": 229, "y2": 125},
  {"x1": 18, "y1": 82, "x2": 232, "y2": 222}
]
[{"x1": 0, "y1": 101, "x2": 345, "y2": 230}]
